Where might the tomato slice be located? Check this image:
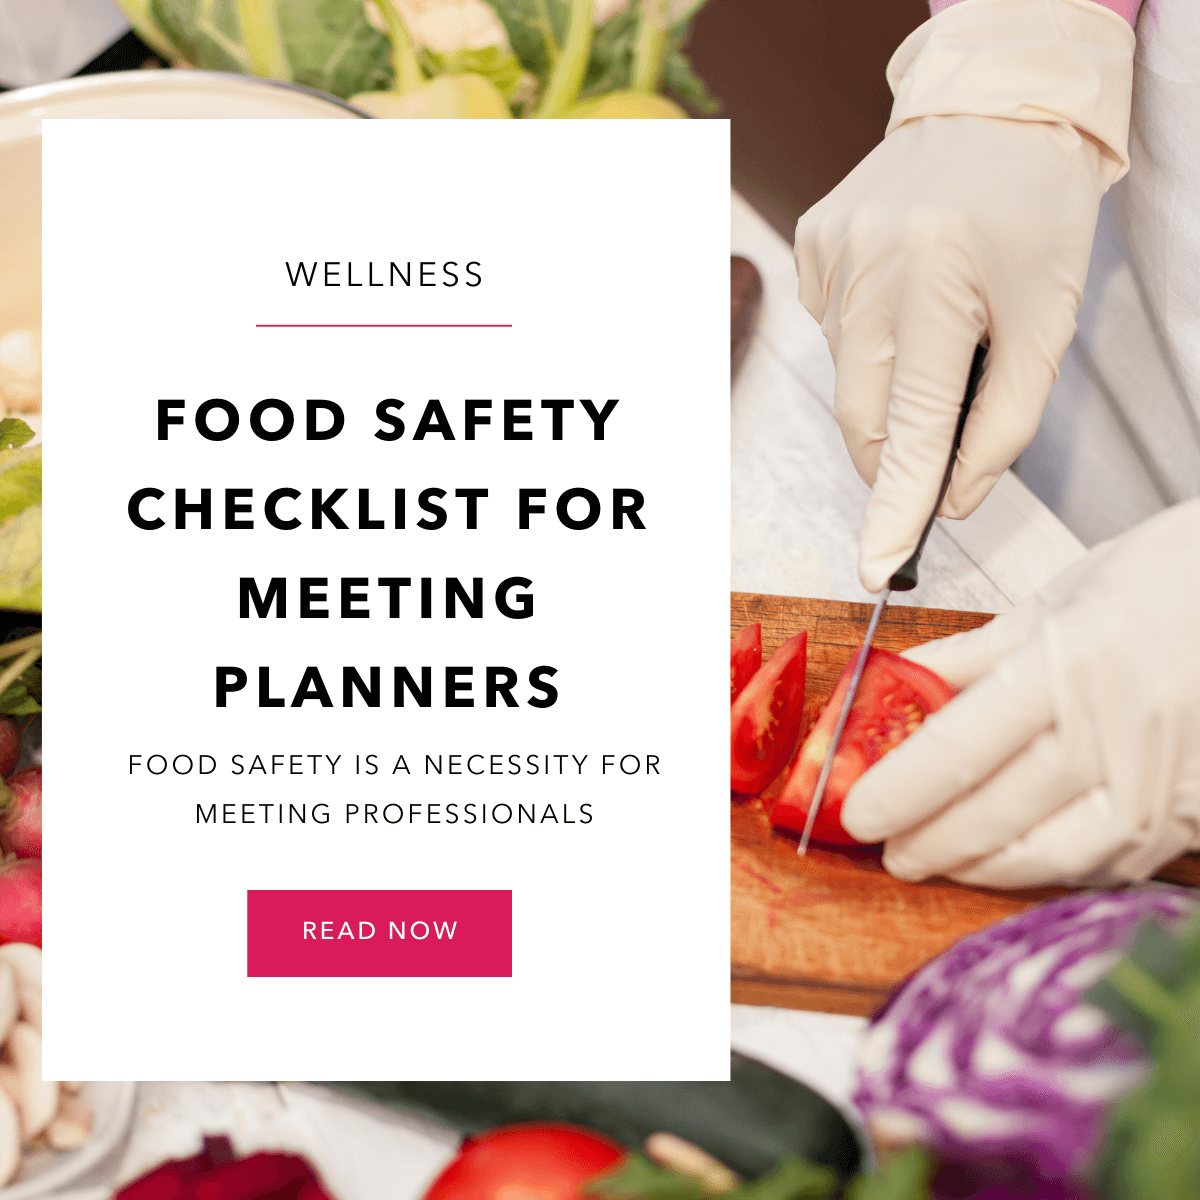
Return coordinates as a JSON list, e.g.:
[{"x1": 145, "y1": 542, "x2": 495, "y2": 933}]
[
  {"x1": 730, "y1": 623, "x2": 763, "y2": 704},
  {"x1": 772, "y1": 648, "x2": 955, "y2": 844},
  {"x1": 420, "y1": 1123, "x2": 625, "y2": 1200},
  {"x1": 730, "y1": 631, "x2": 806, "y2": 795}
]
